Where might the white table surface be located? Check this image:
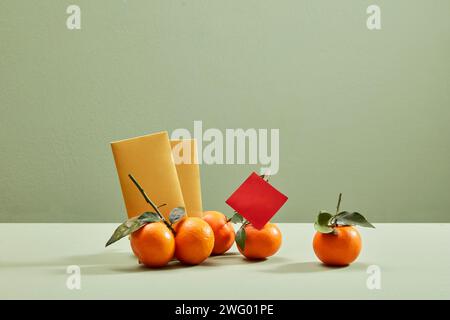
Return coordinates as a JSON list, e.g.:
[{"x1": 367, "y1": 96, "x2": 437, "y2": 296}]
[{"x1": 1, "y1": 223, "x2": 449, "y2": 299}]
